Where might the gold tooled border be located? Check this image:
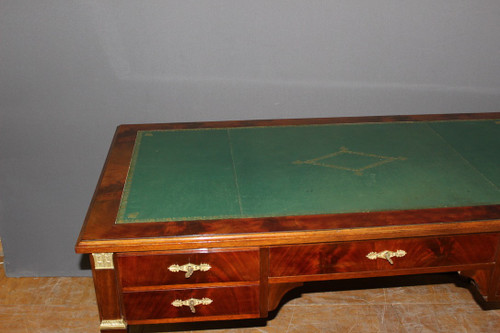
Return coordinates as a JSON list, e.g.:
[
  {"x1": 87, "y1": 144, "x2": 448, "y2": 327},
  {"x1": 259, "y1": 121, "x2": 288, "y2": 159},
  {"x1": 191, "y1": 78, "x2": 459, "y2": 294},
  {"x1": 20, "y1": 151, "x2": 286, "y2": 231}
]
[{"x1": 115, "y1": 130, "x2": 144, "y2": 224}]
